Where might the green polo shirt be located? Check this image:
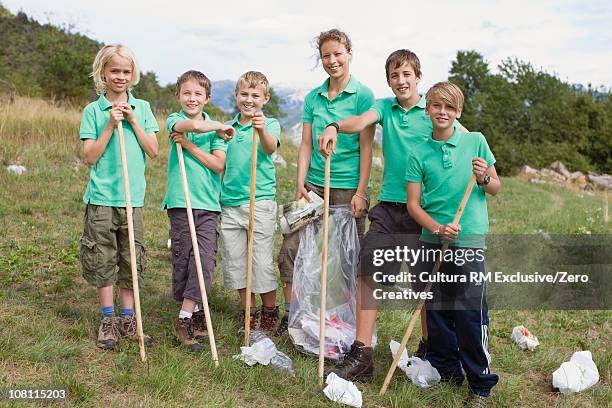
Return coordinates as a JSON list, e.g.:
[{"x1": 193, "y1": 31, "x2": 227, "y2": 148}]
[
  {"x1": 405, "y1": 127, "x2": 496, "y2": 248},
  {"x1": 162, "y1": 111, "x2": 227, "y2": 211},
  {"x1": 79, "y1": 92, "x2": 159, "y2": 207},
  {"x1": 303, "y1": 76, "x2": 374, "y2": 188},
  {"x1": 370, "y1": 95, "x2": 434, "y2": 203},
  {"x1": 220, "y1": 114, "x2": 281, "y2": 206}
]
